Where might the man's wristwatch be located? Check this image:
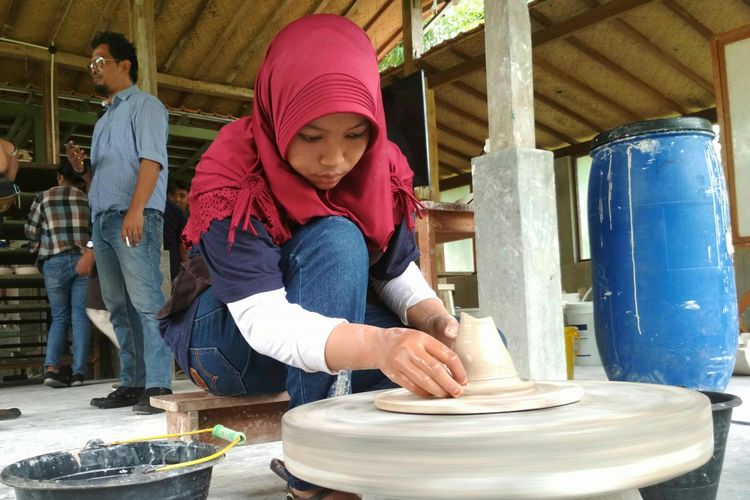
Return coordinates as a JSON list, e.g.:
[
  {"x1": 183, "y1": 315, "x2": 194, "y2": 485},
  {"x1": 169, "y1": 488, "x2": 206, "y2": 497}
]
[{"x1": 86, "y1": 240, "x2": 94, "y2": 249}]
